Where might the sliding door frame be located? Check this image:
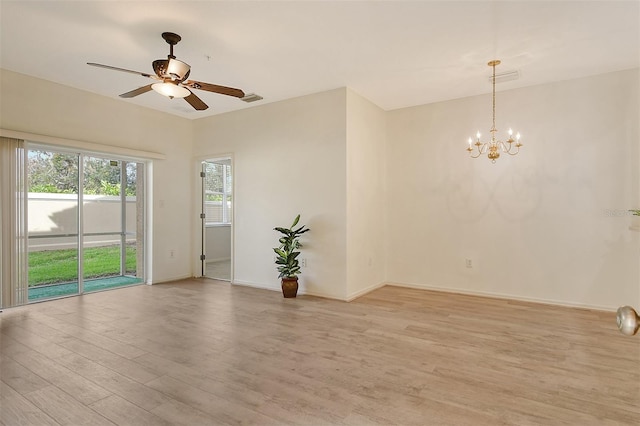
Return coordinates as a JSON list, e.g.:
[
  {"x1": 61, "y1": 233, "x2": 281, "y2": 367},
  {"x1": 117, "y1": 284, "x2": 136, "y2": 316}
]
[{"x1": 26, "y1": 143, "x2": 147, "y2": 299}]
